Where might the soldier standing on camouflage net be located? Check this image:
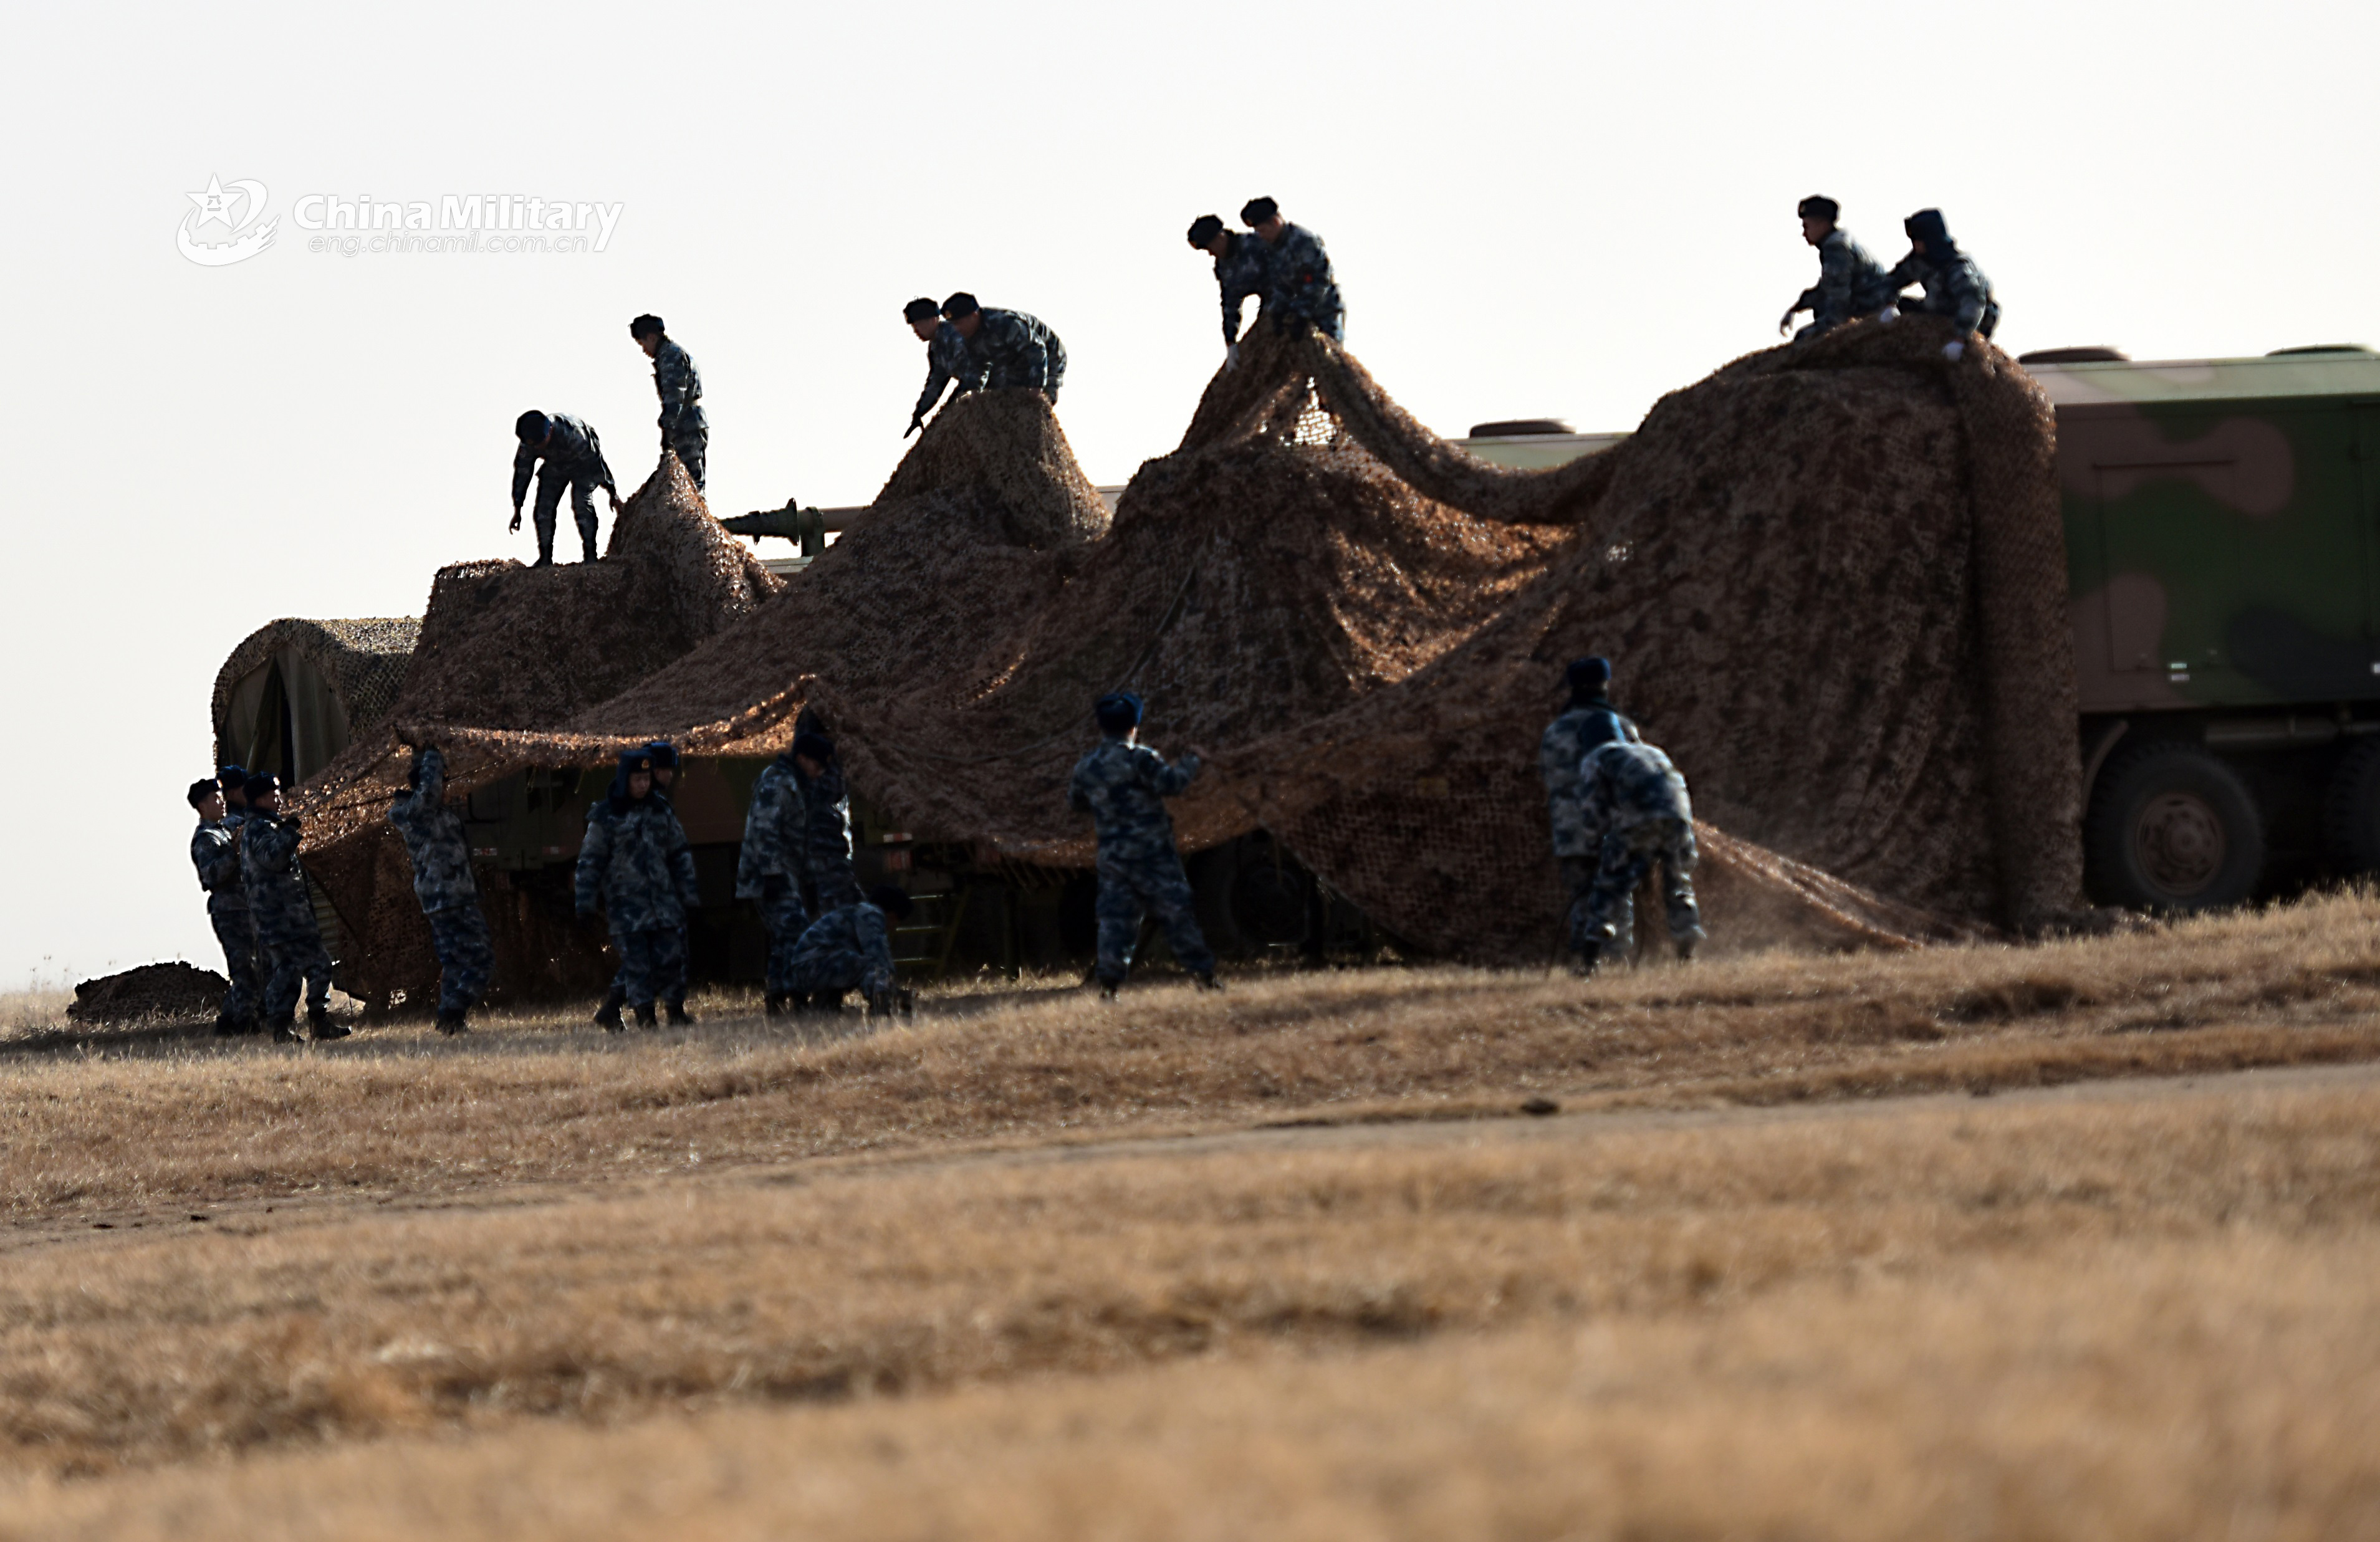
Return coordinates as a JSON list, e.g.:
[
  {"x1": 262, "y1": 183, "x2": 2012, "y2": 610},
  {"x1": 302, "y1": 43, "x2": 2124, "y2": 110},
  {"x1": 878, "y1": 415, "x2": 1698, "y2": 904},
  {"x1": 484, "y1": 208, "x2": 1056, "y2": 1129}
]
[
  {"x1": 388, "y1": 744, "x2": 494, "y2": 1035},
  {"x1": 641, "y1": 741, "x2": 696, "y2": 1024},
  {"x1": 631, "y1": 314, "x2": 708, "y2": 491},
  {"x1": 905, "y1": 297, "x2": 987, "y2": 436},
  {"x1": 510, "y1": 410, "x2": 621, "y2": 567},
  {"x1": 238, "y1": 772, "x2": 347, "y2": 1042},
  {"x1": 784, "y1": 885, "x2": 913, "y2": 1016},
  {"x1": 1186, "y1": 214, "x2": 1269, "y2": 369},
  {"x1": 1779, "y1": 196, "x2": 1898, "y2": 342},
  {"x1": 188, "y1": 775, "x2": 260, "y2": 1035},
  {"x1": 576, "y1": 747, "x2": 700, "y2": 1030},
  {"x1": 1540, "y1": 657, "x2": 1643, "y2": 969},
  {"x1": 1575, "y1": 737, "x2": 1706, "y2": 977},
  {"x1": 791, "y1": 731, "x2": 861, "y2": 915},
  {"x1": 1242, "y1": 197, "x2": 1344, "y2": 343},
  {"x1": 1067, "y1": 692, "x2": 1220, "y2": 998},
  {"x1": 1884, "y1": 209, "x2": 2000, "y2": 360},
  {"x1": 737, "y1": 737, "x2": 810, "y2": 1018},
  {"x1": 943, "y1": 293, "x2": 1067, "y2": 403}
]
